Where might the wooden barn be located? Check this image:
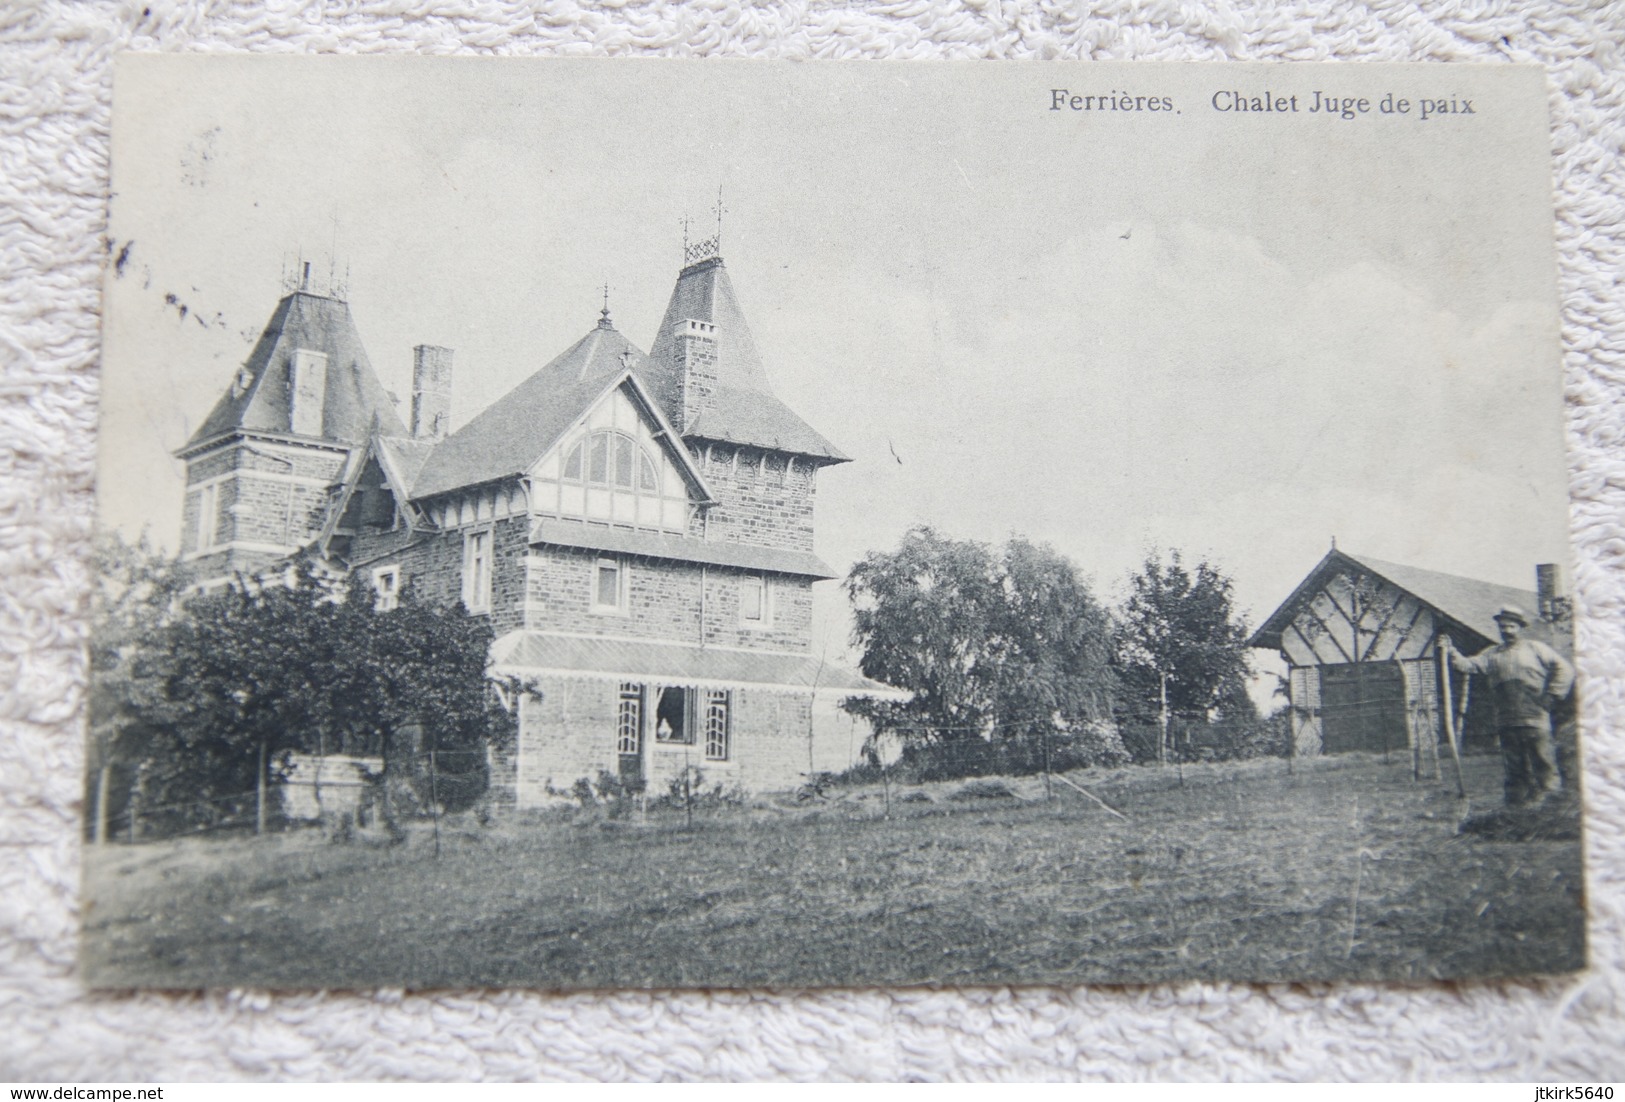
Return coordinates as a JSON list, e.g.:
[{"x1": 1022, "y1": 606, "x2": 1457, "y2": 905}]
[{"x1": 1249, "y1": 548, "x2": 1571, "y2": 760}]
